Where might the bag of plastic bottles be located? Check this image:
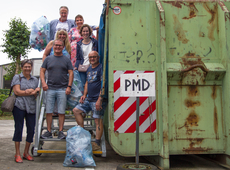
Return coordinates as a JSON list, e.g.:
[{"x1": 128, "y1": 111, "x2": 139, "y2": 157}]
[
  {"x1": 30, "y1": 16, "x2": 50, "y2": 51},
  {"x1": 63, "y1": 126, "x2": 96, "y2": 167},
  {"x1": 66, "y1": 70, "x2": 84, "y2": 110}
]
